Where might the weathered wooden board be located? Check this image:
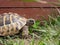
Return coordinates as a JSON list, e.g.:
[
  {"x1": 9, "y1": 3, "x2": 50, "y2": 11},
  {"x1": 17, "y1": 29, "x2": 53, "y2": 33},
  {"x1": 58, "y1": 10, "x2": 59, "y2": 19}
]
[
  {"x1": 0, "y1": 0, "x2": 60, "y2": 20},
  {"x1": 0, "y1": 8, "x2": 59, "y2": 20}
]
